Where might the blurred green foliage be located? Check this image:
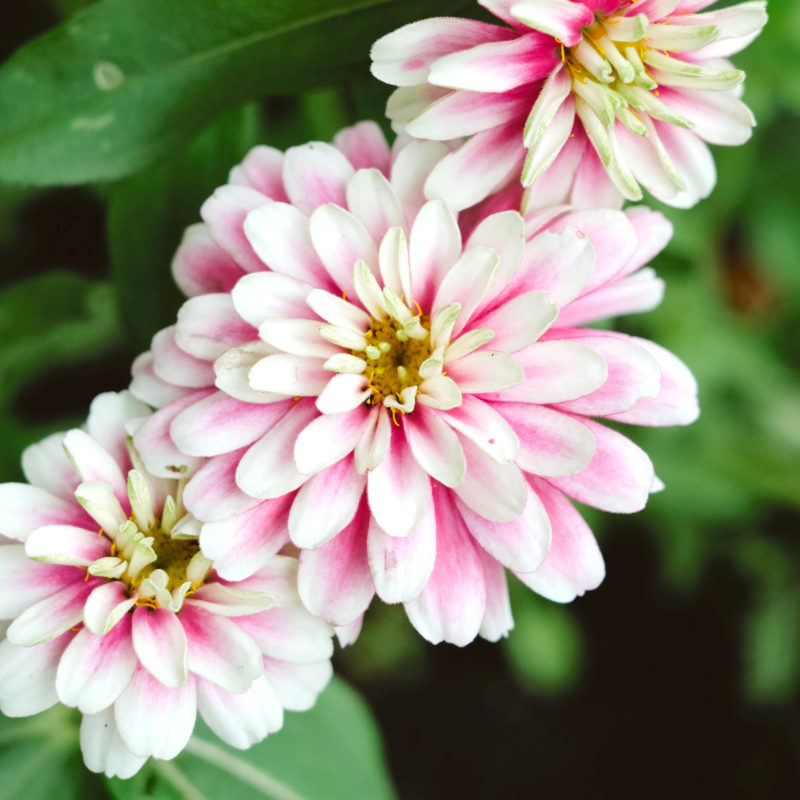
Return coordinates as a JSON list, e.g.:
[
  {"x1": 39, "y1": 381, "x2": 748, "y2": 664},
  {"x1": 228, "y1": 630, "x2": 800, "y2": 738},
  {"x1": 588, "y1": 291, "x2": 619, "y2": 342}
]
[{"x1": 0, "y1": 0, "x2": 796, "y2": 795}]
